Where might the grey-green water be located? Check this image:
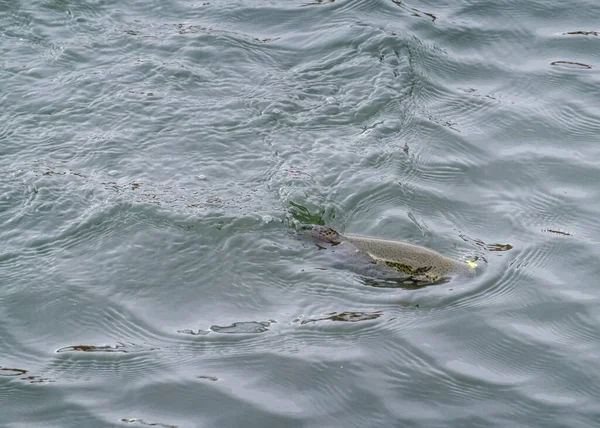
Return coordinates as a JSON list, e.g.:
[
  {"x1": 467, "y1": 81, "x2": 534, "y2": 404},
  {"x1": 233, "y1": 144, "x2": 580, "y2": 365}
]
[{"x1": 2, "y1": 0, "x2": 600, "y2": 427}]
